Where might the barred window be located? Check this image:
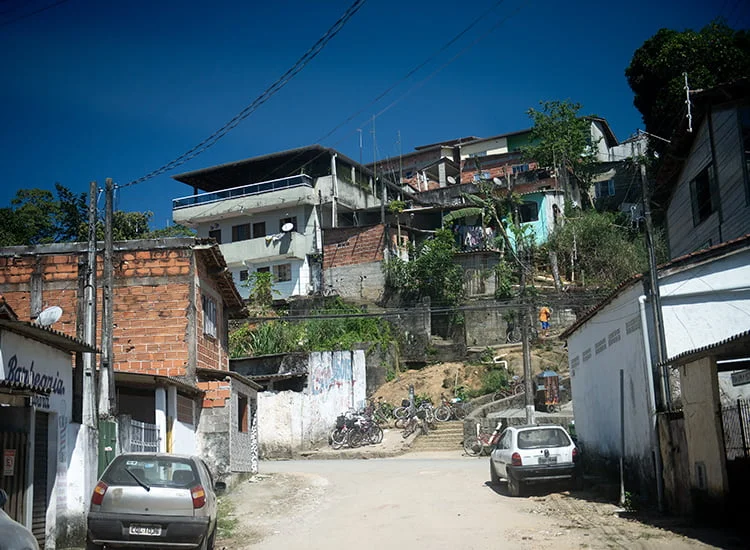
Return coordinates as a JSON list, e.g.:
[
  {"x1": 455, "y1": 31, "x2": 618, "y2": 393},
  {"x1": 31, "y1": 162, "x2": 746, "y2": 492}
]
[
  {"x1": 626, "y1": 317, "x2": 641, "y2": 334},
  {"x1": 595, "y1": 338, "x2": 607, "y2": 355},
  {"x1": 608, "y1": 329, "x2": 621, "y2": 346},
  {"x1": 202, "y1": 294, "x2": 217, "y2": 338},
  {"x1": 582, "y1": 348, "x2": 592, "y2": 362}
]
